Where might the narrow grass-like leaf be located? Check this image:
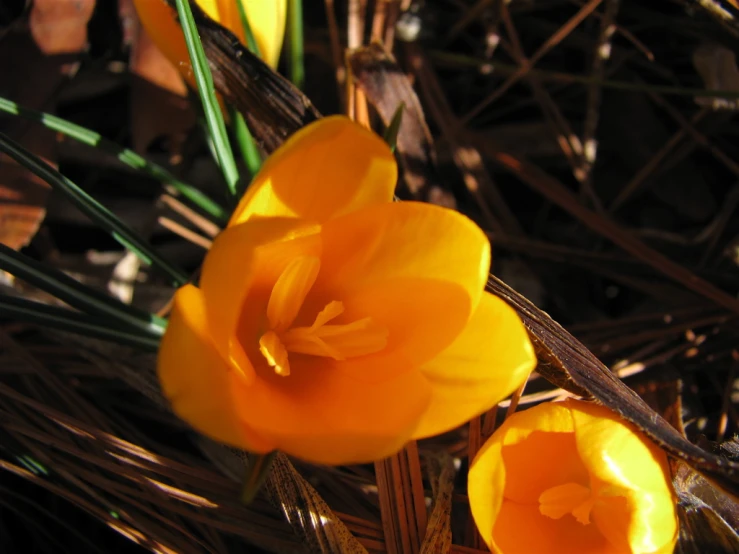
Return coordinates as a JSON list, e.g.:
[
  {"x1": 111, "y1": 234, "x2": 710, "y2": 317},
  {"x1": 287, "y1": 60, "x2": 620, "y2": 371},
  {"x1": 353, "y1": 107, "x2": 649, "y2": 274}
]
[
  {"x1": 240, "y1": 451, "x2": 276, "y2": 504},
  {"x1": 0, "y1": 294, "x2": 161, "y2": 351},
  {"x1": 0, "y1": 96, "x2": 227, "y2": 222},
  {"x1": 383, "y1": 102, "x2": 405, "y2": 153},
  {"x1": 232, "y1": 110, "x2": 263, "y2": 185},
  {"x1": 288, "y1": 0, "x2": 305, "y2": 89},
  {"x1": 175, "y1": 0, "x2": 240, "y2": 196},
  {"x1": 234, "y1": 0, "x2": 262, "y2": 57},
  {"x1": 232, "y1": 1, "x2": 263, "y2": 181},
  {"x1": 0, "y1": 132, "x2": 188, "y2": 286},
  {"x1": 0, "y1": 243, "x2": 166, "y2": 335}
]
